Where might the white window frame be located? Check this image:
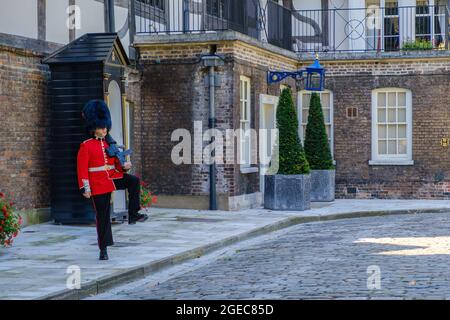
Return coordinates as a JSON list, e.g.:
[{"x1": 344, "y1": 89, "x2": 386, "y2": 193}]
[
  {"x1": 239, "y1": 76, "x2": 252, "y2": 169},
  {"x1": 298, "y1": 90, "x2": 334, "y2": 159},
  {"x1": 370, "y1": 88, "x2": 413, "y2": 165}
]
